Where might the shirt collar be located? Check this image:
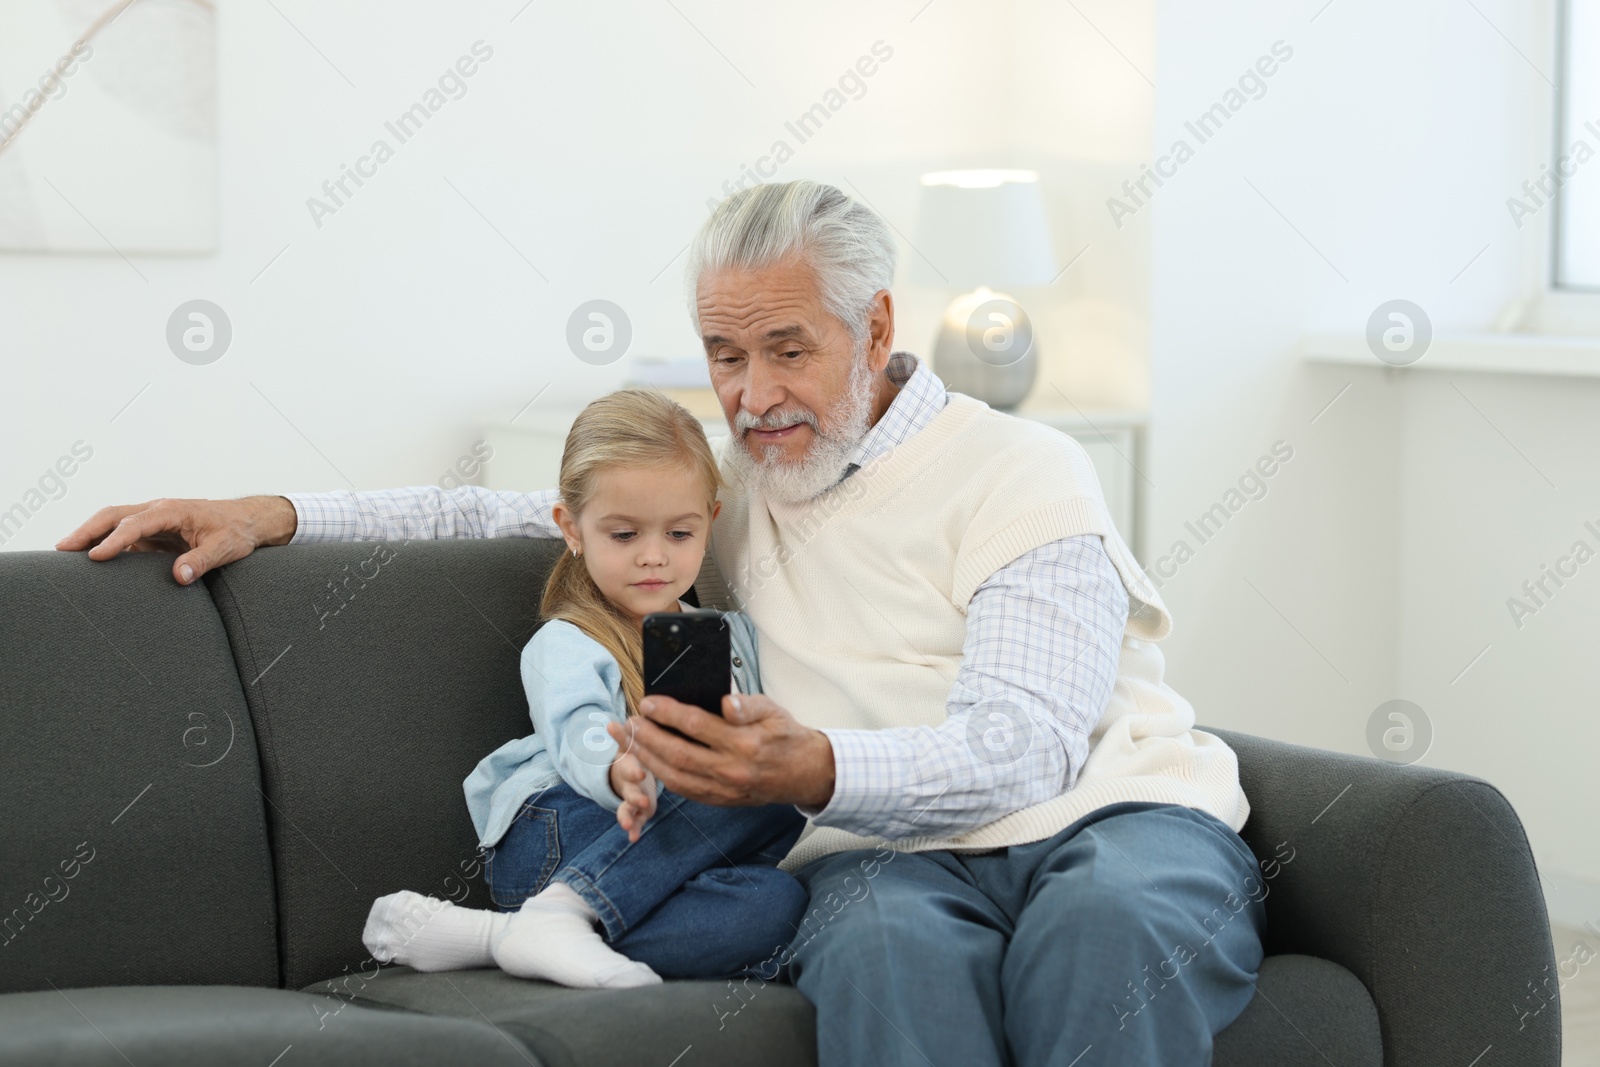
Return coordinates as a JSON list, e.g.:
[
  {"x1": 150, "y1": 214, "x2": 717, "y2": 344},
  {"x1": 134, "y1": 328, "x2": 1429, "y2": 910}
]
[{"x1": 843, "y1": 352, "x2": 950, "y2": 476}]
